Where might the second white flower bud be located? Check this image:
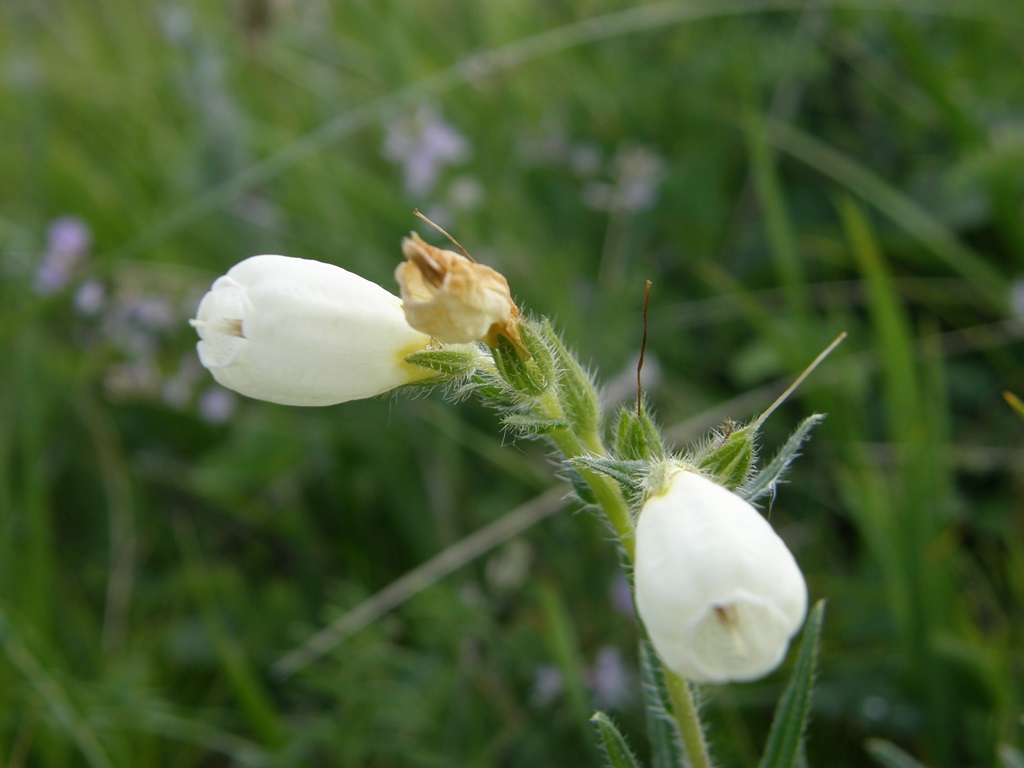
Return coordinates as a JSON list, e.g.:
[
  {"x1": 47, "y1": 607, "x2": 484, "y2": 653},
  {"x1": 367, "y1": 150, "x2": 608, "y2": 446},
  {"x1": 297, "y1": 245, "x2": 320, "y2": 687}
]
[{"x1": 634, "y1": 467, "x2": 807, "y2": 683}]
